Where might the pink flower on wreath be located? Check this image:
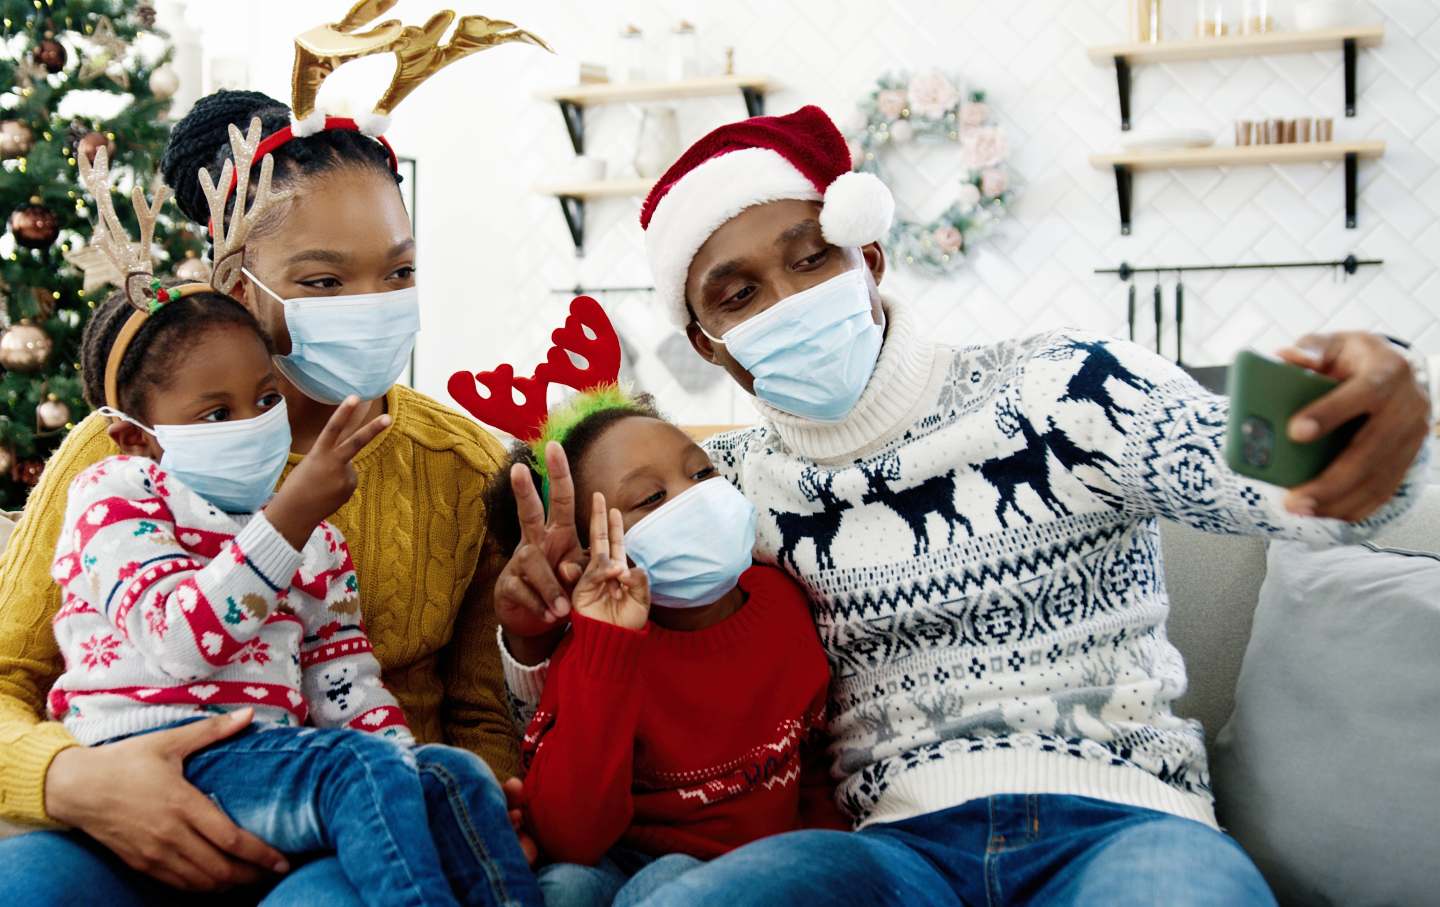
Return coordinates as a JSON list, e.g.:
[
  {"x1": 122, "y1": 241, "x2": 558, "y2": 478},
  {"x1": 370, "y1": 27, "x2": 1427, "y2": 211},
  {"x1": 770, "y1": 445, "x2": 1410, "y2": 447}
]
[
  {"x1": 960, "y1": 101, "x2": 990, "y2": 128},
  {"x1": 981, "y1": 167, "x2": 1008, "y2": 198},
  {"x1": 962, "y1": 127, "x2": 1008, "y2": 169},
  {"x1": 933, "y1": 225, "x2": 964, "y2": 254},
  {"x1": 907, "y1": 69, "x2": 960, "y2": 119},
  {"x1": 956, "y1": 182, "x2": 982, "y2": 212},
  {"x1": 876, "y1": 89, "x2": 907, "y2": 119}
]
